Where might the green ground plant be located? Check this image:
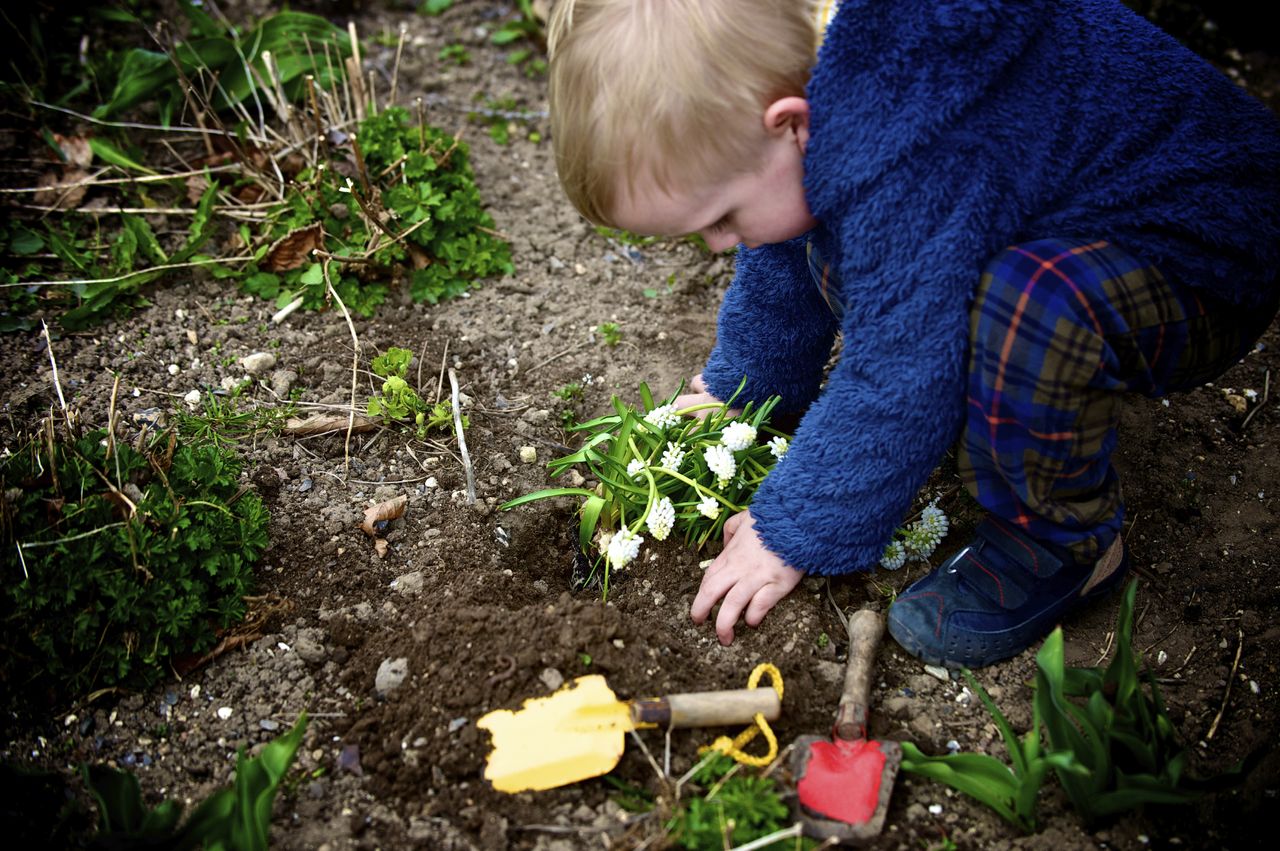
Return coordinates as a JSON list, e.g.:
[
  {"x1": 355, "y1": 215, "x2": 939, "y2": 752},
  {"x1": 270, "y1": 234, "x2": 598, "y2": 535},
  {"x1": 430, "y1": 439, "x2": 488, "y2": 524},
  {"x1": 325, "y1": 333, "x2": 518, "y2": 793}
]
[
  {"x1": 668, "y1": 754, "x2": 808, "y2": 850},
  {"x1": 901, "y1": 671, "x2": 1082, "y2": 832},
  {"x1": 84, "y1": 713, "x2": 307, "y2": 850},
  {"x1": 366, "y1": 347, "x2": 459, "y2": 438},
  {"x1": 3, "y1": 184, "x2": 219, "y2": 331},
  {"x1": 174, "y1": 389, "x2": 293, "y2": 448},
  {"x1": 597, "y1": 321, "x2": 623, "y2": 347},
  {"x1": 901, "y1": 581, "x2": 1208, "y2": 831},
  {"x1": 0, "y1": 416, "x2": 268, "y2": 696},
  {"x1": 95, "y1": 2, "x2": 349, "y2": 124},
  {"x1": 491, "y1": 0, "x2": 547, "y2": 77},
  {"x1": 227, "y1": 105, "x2": 513, "y2": 316}
]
